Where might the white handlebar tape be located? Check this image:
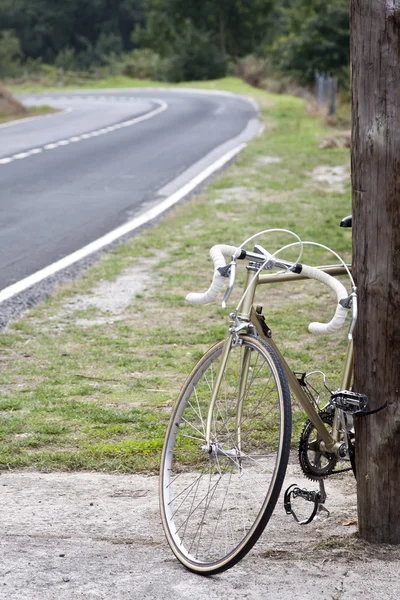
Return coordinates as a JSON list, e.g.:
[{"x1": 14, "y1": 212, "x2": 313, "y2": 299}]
[
  {"x1": 186, "y1": 246, "x2": 349, "y2": 334},
  {"x1": 186, "y1": 244, "x2": 239, "y2": 305},
  {"x1": 301, "y1": 265, "x2": 349, "y2": 334}
]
